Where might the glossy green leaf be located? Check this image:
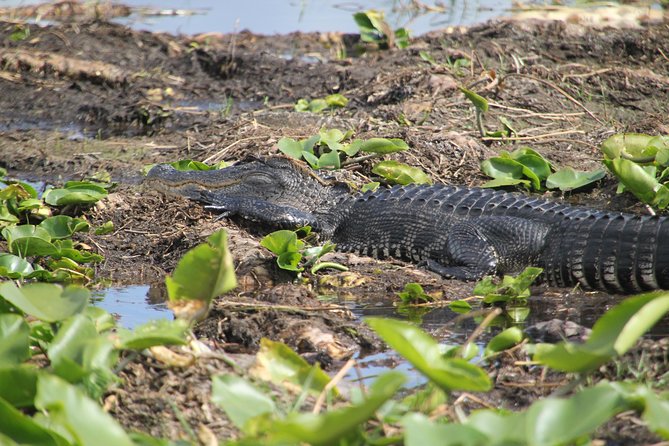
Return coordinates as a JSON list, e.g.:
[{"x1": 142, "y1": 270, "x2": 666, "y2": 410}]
[
  {"x1": 601, "y1": 133, "x2": 668, "y2": 160},
  {"x1": 39, "y1": 216, "x2": 90, "y2": 240},
  {"x1": 94, "y1": 220, "x2": 115, "y2": 235},
  {"x1": 43, "y1": 183, "x2": 108, "y2": 206},
  {"x1": 360, "y1": 181, "x2": 379, "y2": 193},
  {"x1": 0, "y1": 396, "x2": 62, "y2": 446},
  {"x1": 318, "y1": 150, "x2": 341, "y2": 169},
  {"x1": 325, "y1": 94, "x2": 348, "y2": 107},
  {"x1": 260, "y1": 230, "x2": 301, "y2": 255},
  {"x1": 366, "y1": 317, "x2": 491, "y2": 392},
  {"x1": 448, "y1": 300, "x2": 472, "y2": 313},
  {"x1": 253, "y1": 338, "x2": 333, "y2": 396},
  {"x1": 211, "y1": 374, "x2": 276, "y2": 429},
  {"x1": 546, "y1": 167, "x2": 606, "y2": 191},
  {"x1": 48, "y1": 314, "x2": 117, "y2": 388},
  {"x1": 2, "y1": 225, "x2": 59, "y2": 257},
  {"x1": 0, "y1": 365, "x2": 38, "y2": 408},
  {"x1": 357, "y1": 138, "x2": 409, "y2": 154},
  {"x1": 35, "y1": 374, "x2": 134, "y2": 446},
  {"x1": 480, "y1": 177, "x2": 530, "y2": 188},
  {"x1": 481, "y1": 157, "x2": 524, "y2": 180},
  {"x1": 117, "y1": 319, "x2": 189, "y2": 350},
  {"x1": 372, "y1": 160, "x2": 432, "y2": 185},
  {"x1": 0, "y1": 282, "x2": 89, "y2": 322},
  {"x1": 302, "y1": 150, "x2": 320, "y2": 169},
  {"x1": 484, "y1": 327, "x2": 523, "y2": 357},
  {"x1": 277, "y1": 138, "x2": 304, "y2": 159},
  {"x1": 524, "y1": 383, "x2": 625, "y2": 445},
  {"x1": 165, "y1": 229, "x2": 236, "y2": 304},
  {"x1": 403, "y1": 413, "x2": 488, "y2": 446},
  {"x1": 265, "y1": 372, "x2": 405, "y2": 445},
  {"x1": 319, "y1": 128, "x2": 345, "y2": 152},
  {"x1": 514, "y1": 153, "x2": 552, "y2": 182},
  {"x1": 169, "y1": 159, "x2": 217, "y2": 171},
  {"x1": 603, "y1": 158, "x2": 669, "y2": 208},
  {"x1": 459, "y1": 87, "x2": 488, "y2": 112},
  {"x1": 0, "y1": 253, "x2": 34, "y2": 278},
  {"x1": 534, "y1": 291, "x2": 669, "y2": 372},
  {"x1": 397, "y1": 282, "x2": 432, "y2": 304},
  {"x1": 0, "y1": 314, "x2": 30, "y2": 365}
]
